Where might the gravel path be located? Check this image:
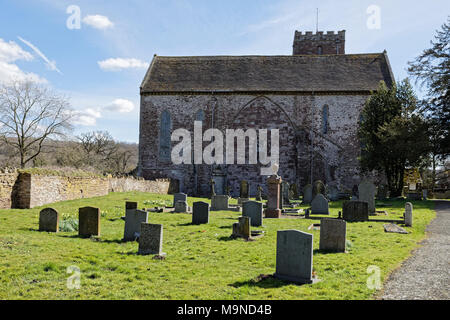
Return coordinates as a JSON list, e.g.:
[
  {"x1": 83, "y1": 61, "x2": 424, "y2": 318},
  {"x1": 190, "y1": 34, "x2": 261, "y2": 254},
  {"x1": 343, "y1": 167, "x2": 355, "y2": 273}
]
[{"x1": 379, "y1": 200, "x2": 450, "y2": 300}]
